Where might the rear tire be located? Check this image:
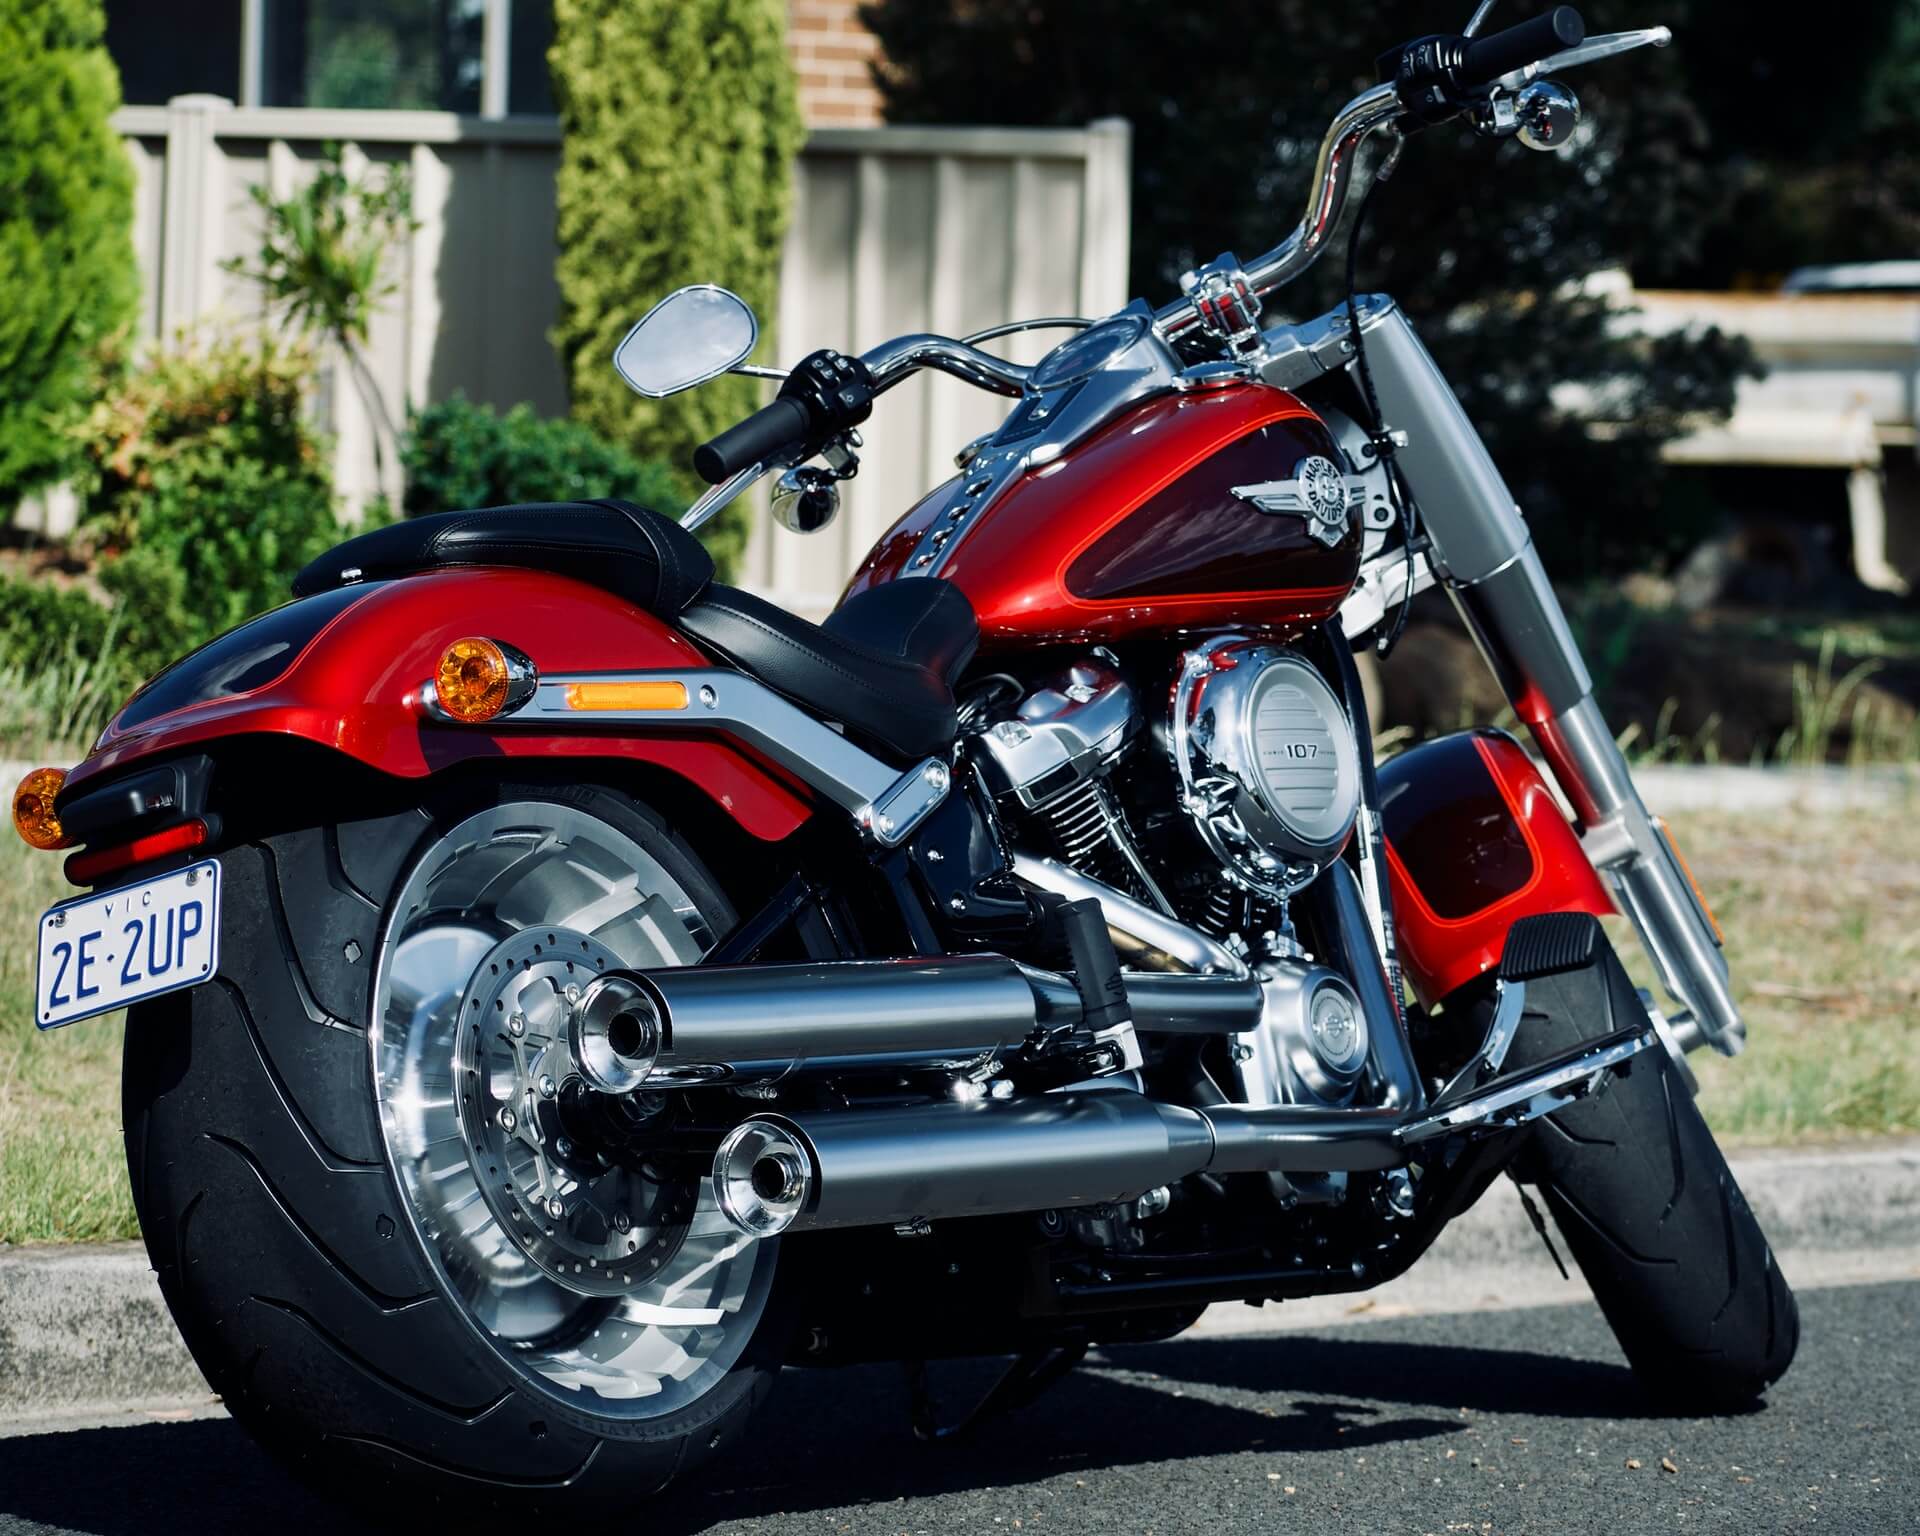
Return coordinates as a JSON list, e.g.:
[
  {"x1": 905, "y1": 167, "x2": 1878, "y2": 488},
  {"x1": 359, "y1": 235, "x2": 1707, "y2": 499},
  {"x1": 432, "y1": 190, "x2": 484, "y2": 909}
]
[
  {"x1": 1503, "y1": 940, "x2": 1798, "y2": 1411},
  {"x1": 123, "y1": 778, "x2": 788, "y2": 1509}
]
